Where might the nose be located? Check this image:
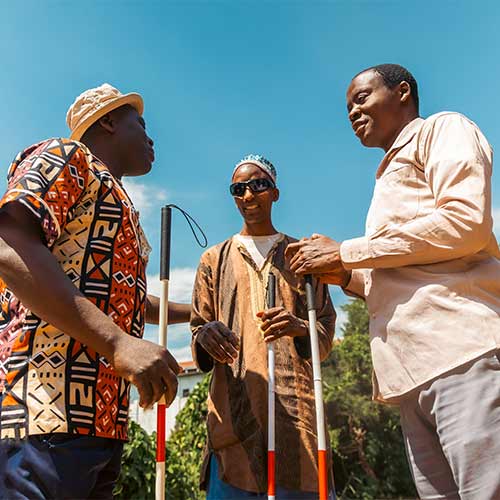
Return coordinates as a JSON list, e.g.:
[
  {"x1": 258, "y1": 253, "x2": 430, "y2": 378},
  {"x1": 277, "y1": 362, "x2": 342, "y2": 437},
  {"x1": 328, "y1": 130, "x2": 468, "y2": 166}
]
[
  {"x1": 242, "y1": 186, "x2": 254, "y2": 201},
  {"x1": 348, "y1": 105, "x2": 361, "y2": 124}
]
